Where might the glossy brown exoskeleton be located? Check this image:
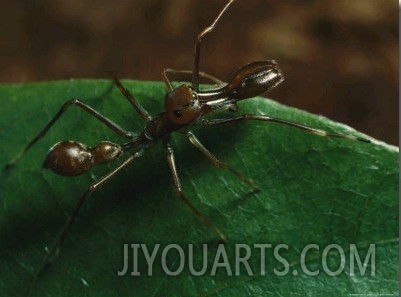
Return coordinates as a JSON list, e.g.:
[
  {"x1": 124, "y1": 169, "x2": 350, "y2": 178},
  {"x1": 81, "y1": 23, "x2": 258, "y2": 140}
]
[{"x1": 6, "y1": 0, "x2": 370, "y2": 285}]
